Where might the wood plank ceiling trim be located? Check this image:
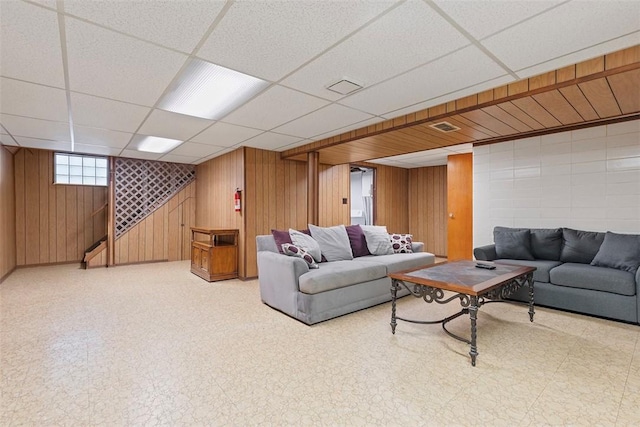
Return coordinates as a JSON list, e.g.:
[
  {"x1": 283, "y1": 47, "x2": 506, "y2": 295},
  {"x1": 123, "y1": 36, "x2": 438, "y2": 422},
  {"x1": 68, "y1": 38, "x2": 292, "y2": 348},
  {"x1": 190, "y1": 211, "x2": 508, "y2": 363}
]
[{"x1": 281, "y1": 45, "x2": 640, "y2": 165}]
